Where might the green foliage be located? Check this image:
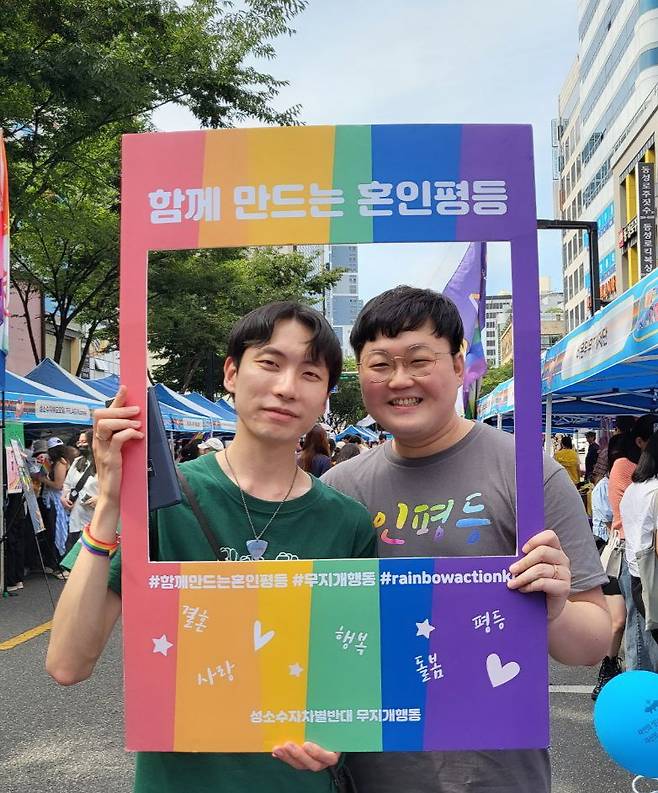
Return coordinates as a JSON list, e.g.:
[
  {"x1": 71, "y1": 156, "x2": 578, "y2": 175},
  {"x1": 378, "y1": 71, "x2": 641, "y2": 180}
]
[
  {"x1": 328, "y1": 356, "x2": 366, "y2": 431},
  {"x1": 1, "y1": 0, "x2": 308, "y2": 369},
  {"x1": 147, "y1": 248, "x2": 343, "y2": 394},
  {"x1": 2, "y1": 0, "x2": 307, "y2": 219},
  {"x1": 479, "y1": 361, "x2": 513, "y2": 397}
]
